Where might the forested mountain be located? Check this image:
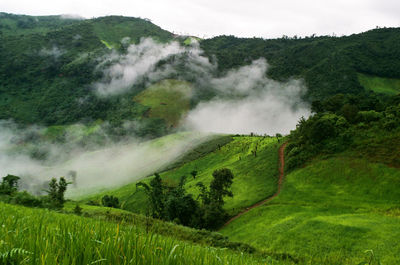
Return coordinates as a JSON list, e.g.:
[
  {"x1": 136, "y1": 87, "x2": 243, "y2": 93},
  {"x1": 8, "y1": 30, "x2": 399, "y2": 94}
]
[{"x1": 1, "y1": 13, "x2": 399, "y2": 137}]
